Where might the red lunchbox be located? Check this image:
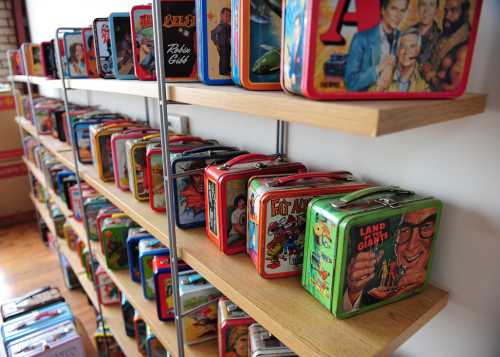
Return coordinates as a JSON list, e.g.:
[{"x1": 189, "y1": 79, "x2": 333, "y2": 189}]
[
  {"x1": 204, "y1": 153, "x2": 306, "y2": 255},
  {"x1": 218, "y1": 297, "x2": 255, "y2": 357}
]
